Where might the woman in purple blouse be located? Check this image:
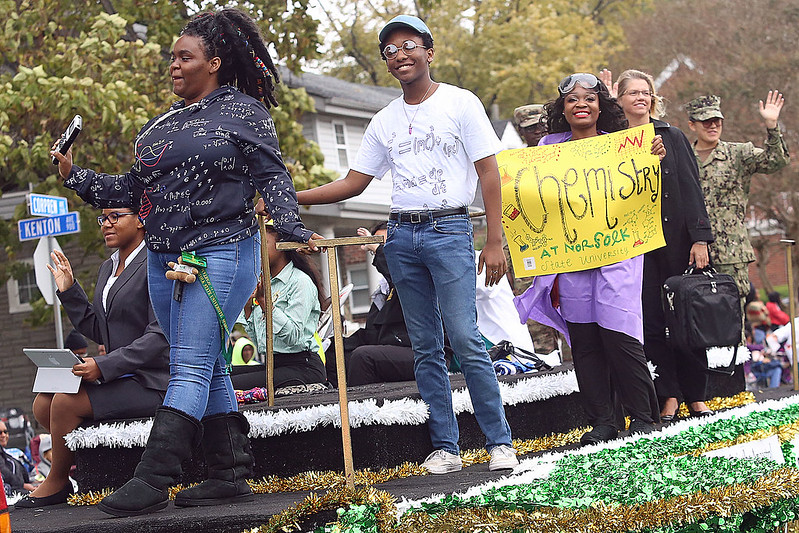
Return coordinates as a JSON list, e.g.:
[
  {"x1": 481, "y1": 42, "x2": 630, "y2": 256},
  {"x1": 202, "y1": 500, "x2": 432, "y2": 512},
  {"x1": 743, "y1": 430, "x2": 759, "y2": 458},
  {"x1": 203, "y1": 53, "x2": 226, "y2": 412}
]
[{"x1": 535, "y1": 74, "x2": 664, "y2": 445}]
